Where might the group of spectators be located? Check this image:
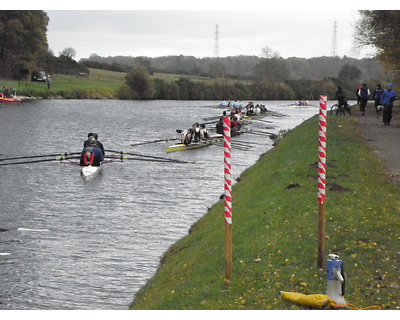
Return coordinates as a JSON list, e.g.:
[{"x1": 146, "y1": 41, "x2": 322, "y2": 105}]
[{"x1": 335, "y1": 83, "x2": 397, "y2": 125}]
